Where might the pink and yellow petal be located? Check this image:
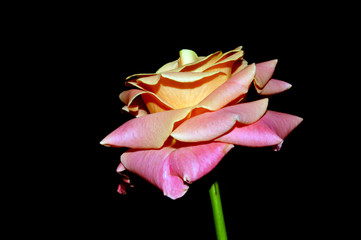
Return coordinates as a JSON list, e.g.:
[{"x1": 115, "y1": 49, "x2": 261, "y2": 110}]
[
  {"x1": 171, "y1": 99, "x2": 269, "y2": 142},
  {"x1": 100, "y1": 107, "x2": 191, "y2": 149}
]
